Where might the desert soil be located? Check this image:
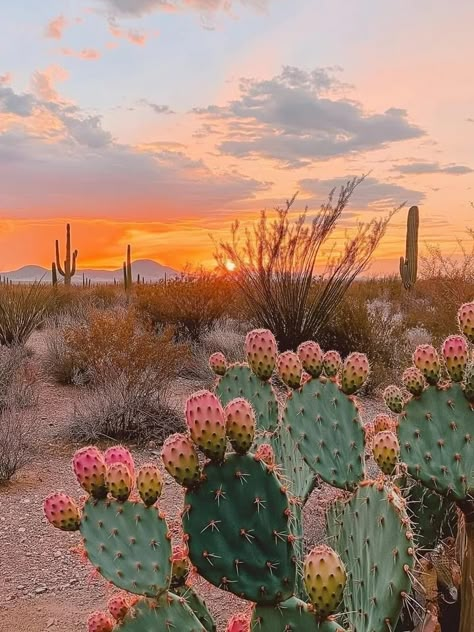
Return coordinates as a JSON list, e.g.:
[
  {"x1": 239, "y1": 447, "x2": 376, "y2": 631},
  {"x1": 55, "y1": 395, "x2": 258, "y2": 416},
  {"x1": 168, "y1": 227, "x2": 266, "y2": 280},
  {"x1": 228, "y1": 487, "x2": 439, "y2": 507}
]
[{"x1": 0, "y1": 331, "x2": 383, "y2": 632}]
